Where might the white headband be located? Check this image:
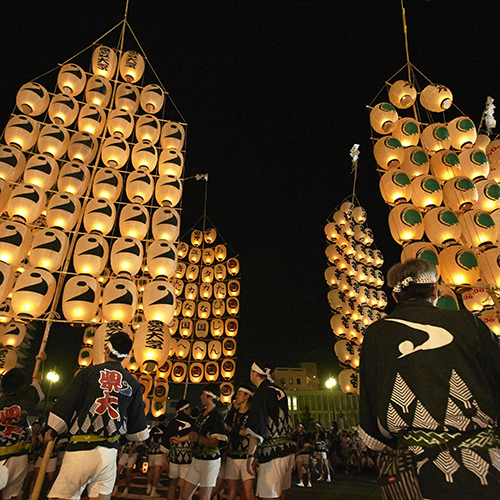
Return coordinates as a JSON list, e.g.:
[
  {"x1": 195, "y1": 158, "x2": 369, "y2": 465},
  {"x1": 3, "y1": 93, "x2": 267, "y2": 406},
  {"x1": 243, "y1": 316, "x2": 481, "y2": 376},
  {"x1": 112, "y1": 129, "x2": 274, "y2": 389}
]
[
  {"x1": 204, "y1": 390, "x2": 220, "y2": 401},
  {"x1": 177, "y1": 403, "x2": 190, "y2": 413},
  {"x1": 393, "y1": 272, "x2": 437, "y2": 293},
  {"x1": 238, "y1": 387, "x2": 254, "y2": 397},
  {"x1": 252, "y1": 362, "x2": 274, "y2": 383},
  {"x1": 106, "y1": 341, "x2": 130, "y2": 359}
]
